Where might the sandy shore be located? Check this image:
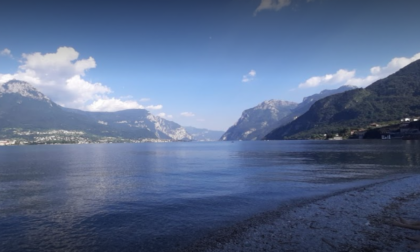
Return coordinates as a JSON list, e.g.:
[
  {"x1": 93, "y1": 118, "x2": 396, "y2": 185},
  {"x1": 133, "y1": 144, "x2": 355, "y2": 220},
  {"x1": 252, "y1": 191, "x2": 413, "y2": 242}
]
[{"x1": 181, "y1": 174, "x2": 420, "y2": 252}]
